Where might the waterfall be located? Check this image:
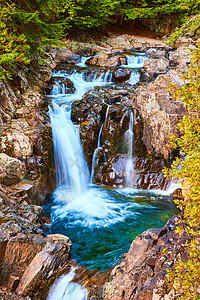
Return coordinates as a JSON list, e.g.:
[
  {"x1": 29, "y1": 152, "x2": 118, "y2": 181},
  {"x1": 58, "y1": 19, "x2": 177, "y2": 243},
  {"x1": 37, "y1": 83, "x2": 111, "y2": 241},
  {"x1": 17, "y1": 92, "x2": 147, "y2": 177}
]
[
  {"x1": 76, "y1": 56, "x2": 91, "y2": 67},
  {"x1": 47, "y1": 267, "x2": 87, "y2": 300},
  {"x1": 125, "y1": 111, "x2": 134, "y2": 188},
  {"x1": 49, "y1": 102, "x2": 89, "y2": 195},
  {"x1": 126, "y1": 55, "x2": 145, "y2": 68},
  {"x1": 121, "y1": 55, "x2": 145, "y2": 69},
  {"x1": 49, "y1": 69, "x2": 113, "y2": 199},
  {"x1": 90, "y1": 148, "x2": 98, "y2": 184},
  {"x1": 129, "y1": 72, "x2": 140, "y2": 85},
  {"x1": 90, "y1": 105, "x2": 110, "y2": 183}
]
